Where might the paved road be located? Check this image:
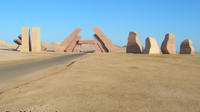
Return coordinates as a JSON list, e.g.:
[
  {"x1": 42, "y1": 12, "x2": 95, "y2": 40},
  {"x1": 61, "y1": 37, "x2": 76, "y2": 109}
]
[{"x1": 0, "y1": 52, "x2": 87, "y2": 84}]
